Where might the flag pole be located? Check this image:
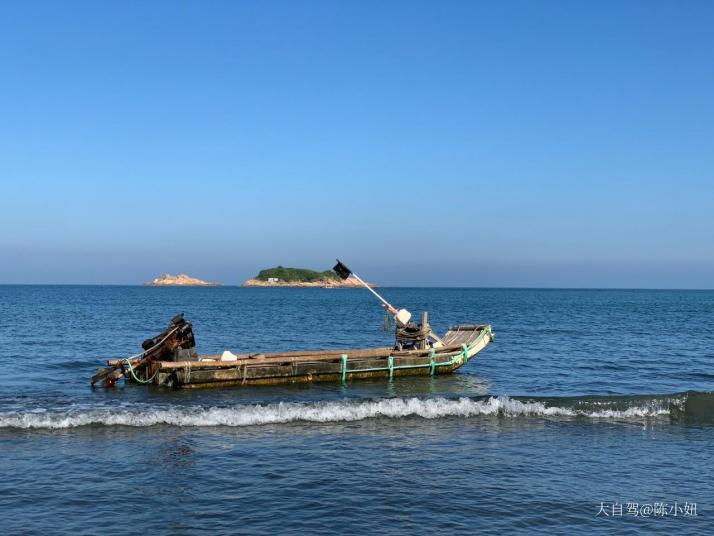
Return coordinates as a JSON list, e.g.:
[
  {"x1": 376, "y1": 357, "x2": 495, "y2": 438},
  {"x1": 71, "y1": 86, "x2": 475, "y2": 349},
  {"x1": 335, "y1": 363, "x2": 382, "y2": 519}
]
[
  {"x1": 334, "y1": 259, "x2": 445, "y2": 345},
  {"x1": 348, "y1": 271, "x2": 397, "y2": 314}
]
